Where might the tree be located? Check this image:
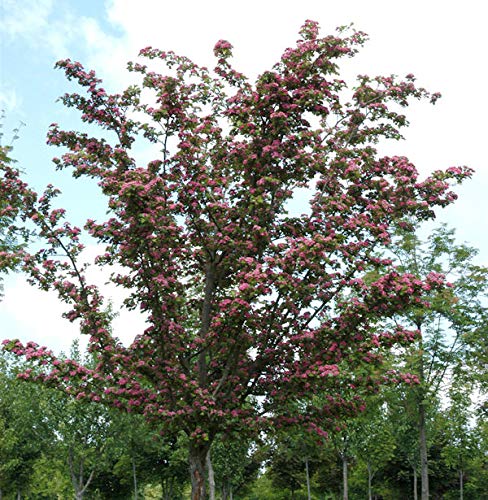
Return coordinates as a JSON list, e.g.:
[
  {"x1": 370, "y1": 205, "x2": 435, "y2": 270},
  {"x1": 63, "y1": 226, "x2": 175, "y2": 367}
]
[
  {"x1": 438, "y1": 371, "x2": 488, "y2": 500},
  {"x1": 1, "y1": 348, "x2": 176, "y2": 499},
  {"x1": 267, "y1": 428, "x2": 322, "y2": 499},
  {"x1": 210, "y1": 433, "x2": 260, "y2": 499},
  {"x1": 49, "y1": 385, "x2": 113, "y2": 498},
  {"x1": 0, "y1": 113, "x2": 26, "y2": 301},
  {"x1": 387, "y1": 224, "x2": 488, "y2": 500},
  {"x1": 104, "y1": 412, "x2": 189, "y2": 499},
  {"x1": 0, "y1": 146, "x2": 22, "y2": 302},
  {"x1": 382, "y1": 382, "x2": 423, "y2": 500},
  {"x1": 0, "y1": 21, "x2": 471, "y2": 499},
  {"x1": 0, "y1": 353, "x2": 55, "y2": 499},
  {"x1": 50, "y1": 342, "x2": 116, "y2": 499},
  {"x1": 352, "y1": 397, "x2": 397, "y2": 500}
]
